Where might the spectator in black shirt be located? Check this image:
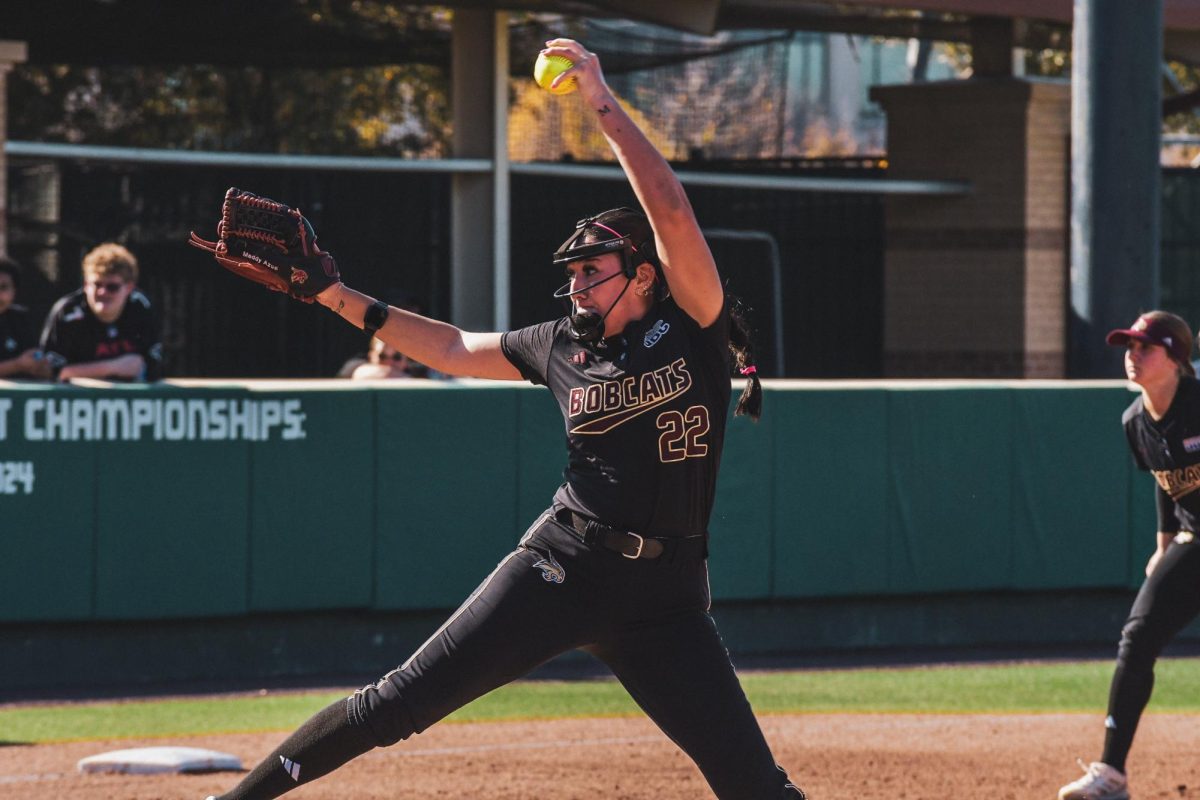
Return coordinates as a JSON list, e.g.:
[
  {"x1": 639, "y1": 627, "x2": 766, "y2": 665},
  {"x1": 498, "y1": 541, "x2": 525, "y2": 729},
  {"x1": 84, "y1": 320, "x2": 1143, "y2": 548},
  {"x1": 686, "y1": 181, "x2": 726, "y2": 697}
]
[
  {"x1": 0, "y1": 256, "x2": 51, "y2": 380},
  {"x1": 40, "y1": 243, "x2": 163, "y2": 382}
]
